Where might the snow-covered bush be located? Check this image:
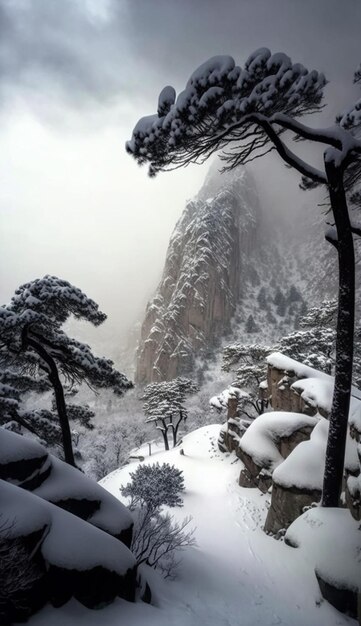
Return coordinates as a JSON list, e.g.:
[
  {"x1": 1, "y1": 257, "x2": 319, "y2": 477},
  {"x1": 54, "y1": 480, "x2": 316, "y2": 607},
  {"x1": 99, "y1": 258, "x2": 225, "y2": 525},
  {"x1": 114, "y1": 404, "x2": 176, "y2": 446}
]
[
  {"x1": 131, "y1": 508, "x2": 195, "y2": 579},
  {"x1": 121, "y1": 463, "x2": 194, "y2": 578},
  {"x1": 122, "y1": 462, "x2": 185, "y2": 513}
]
